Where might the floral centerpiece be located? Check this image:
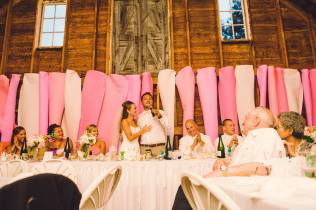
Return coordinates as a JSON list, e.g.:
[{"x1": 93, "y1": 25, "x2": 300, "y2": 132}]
[
  {"x1": 27, "y1": 135, "x2": 46, "y2": 159},
  {"x1": 79, "y1": 134, "x2": 97, "y2": 158},
  {"x1": 304, "y1": 126, "x2": 316, "y2": 143}
]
